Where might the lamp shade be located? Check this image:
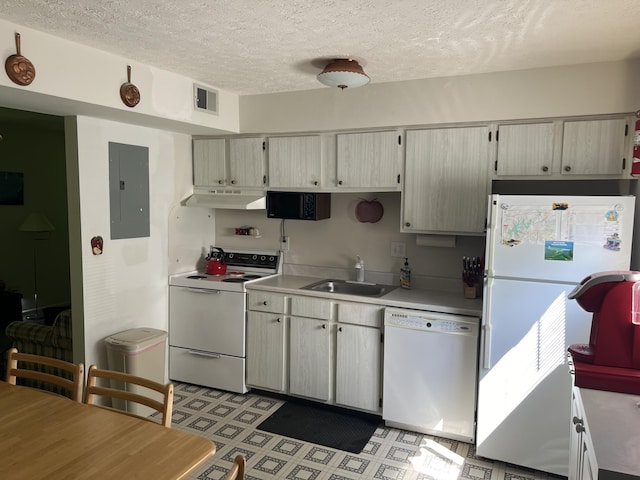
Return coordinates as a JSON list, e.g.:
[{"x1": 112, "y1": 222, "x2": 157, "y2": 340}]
[
  {"x1": 19, "y1": 212, "x2": 55, "y2": 232},
  {"x1": 317, "y1": 59, "x2": 370, "y2": 90}
]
